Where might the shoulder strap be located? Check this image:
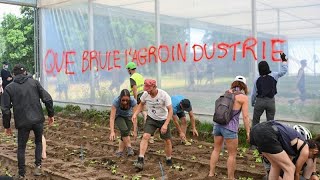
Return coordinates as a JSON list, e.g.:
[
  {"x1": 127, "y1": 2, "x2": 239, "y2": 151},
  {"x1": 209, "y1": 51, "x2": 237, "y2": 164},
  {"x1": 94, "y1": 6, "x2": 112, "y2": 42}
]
[{"x1": 298, "y1": 141, "x2": 307, "y2": 155}]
